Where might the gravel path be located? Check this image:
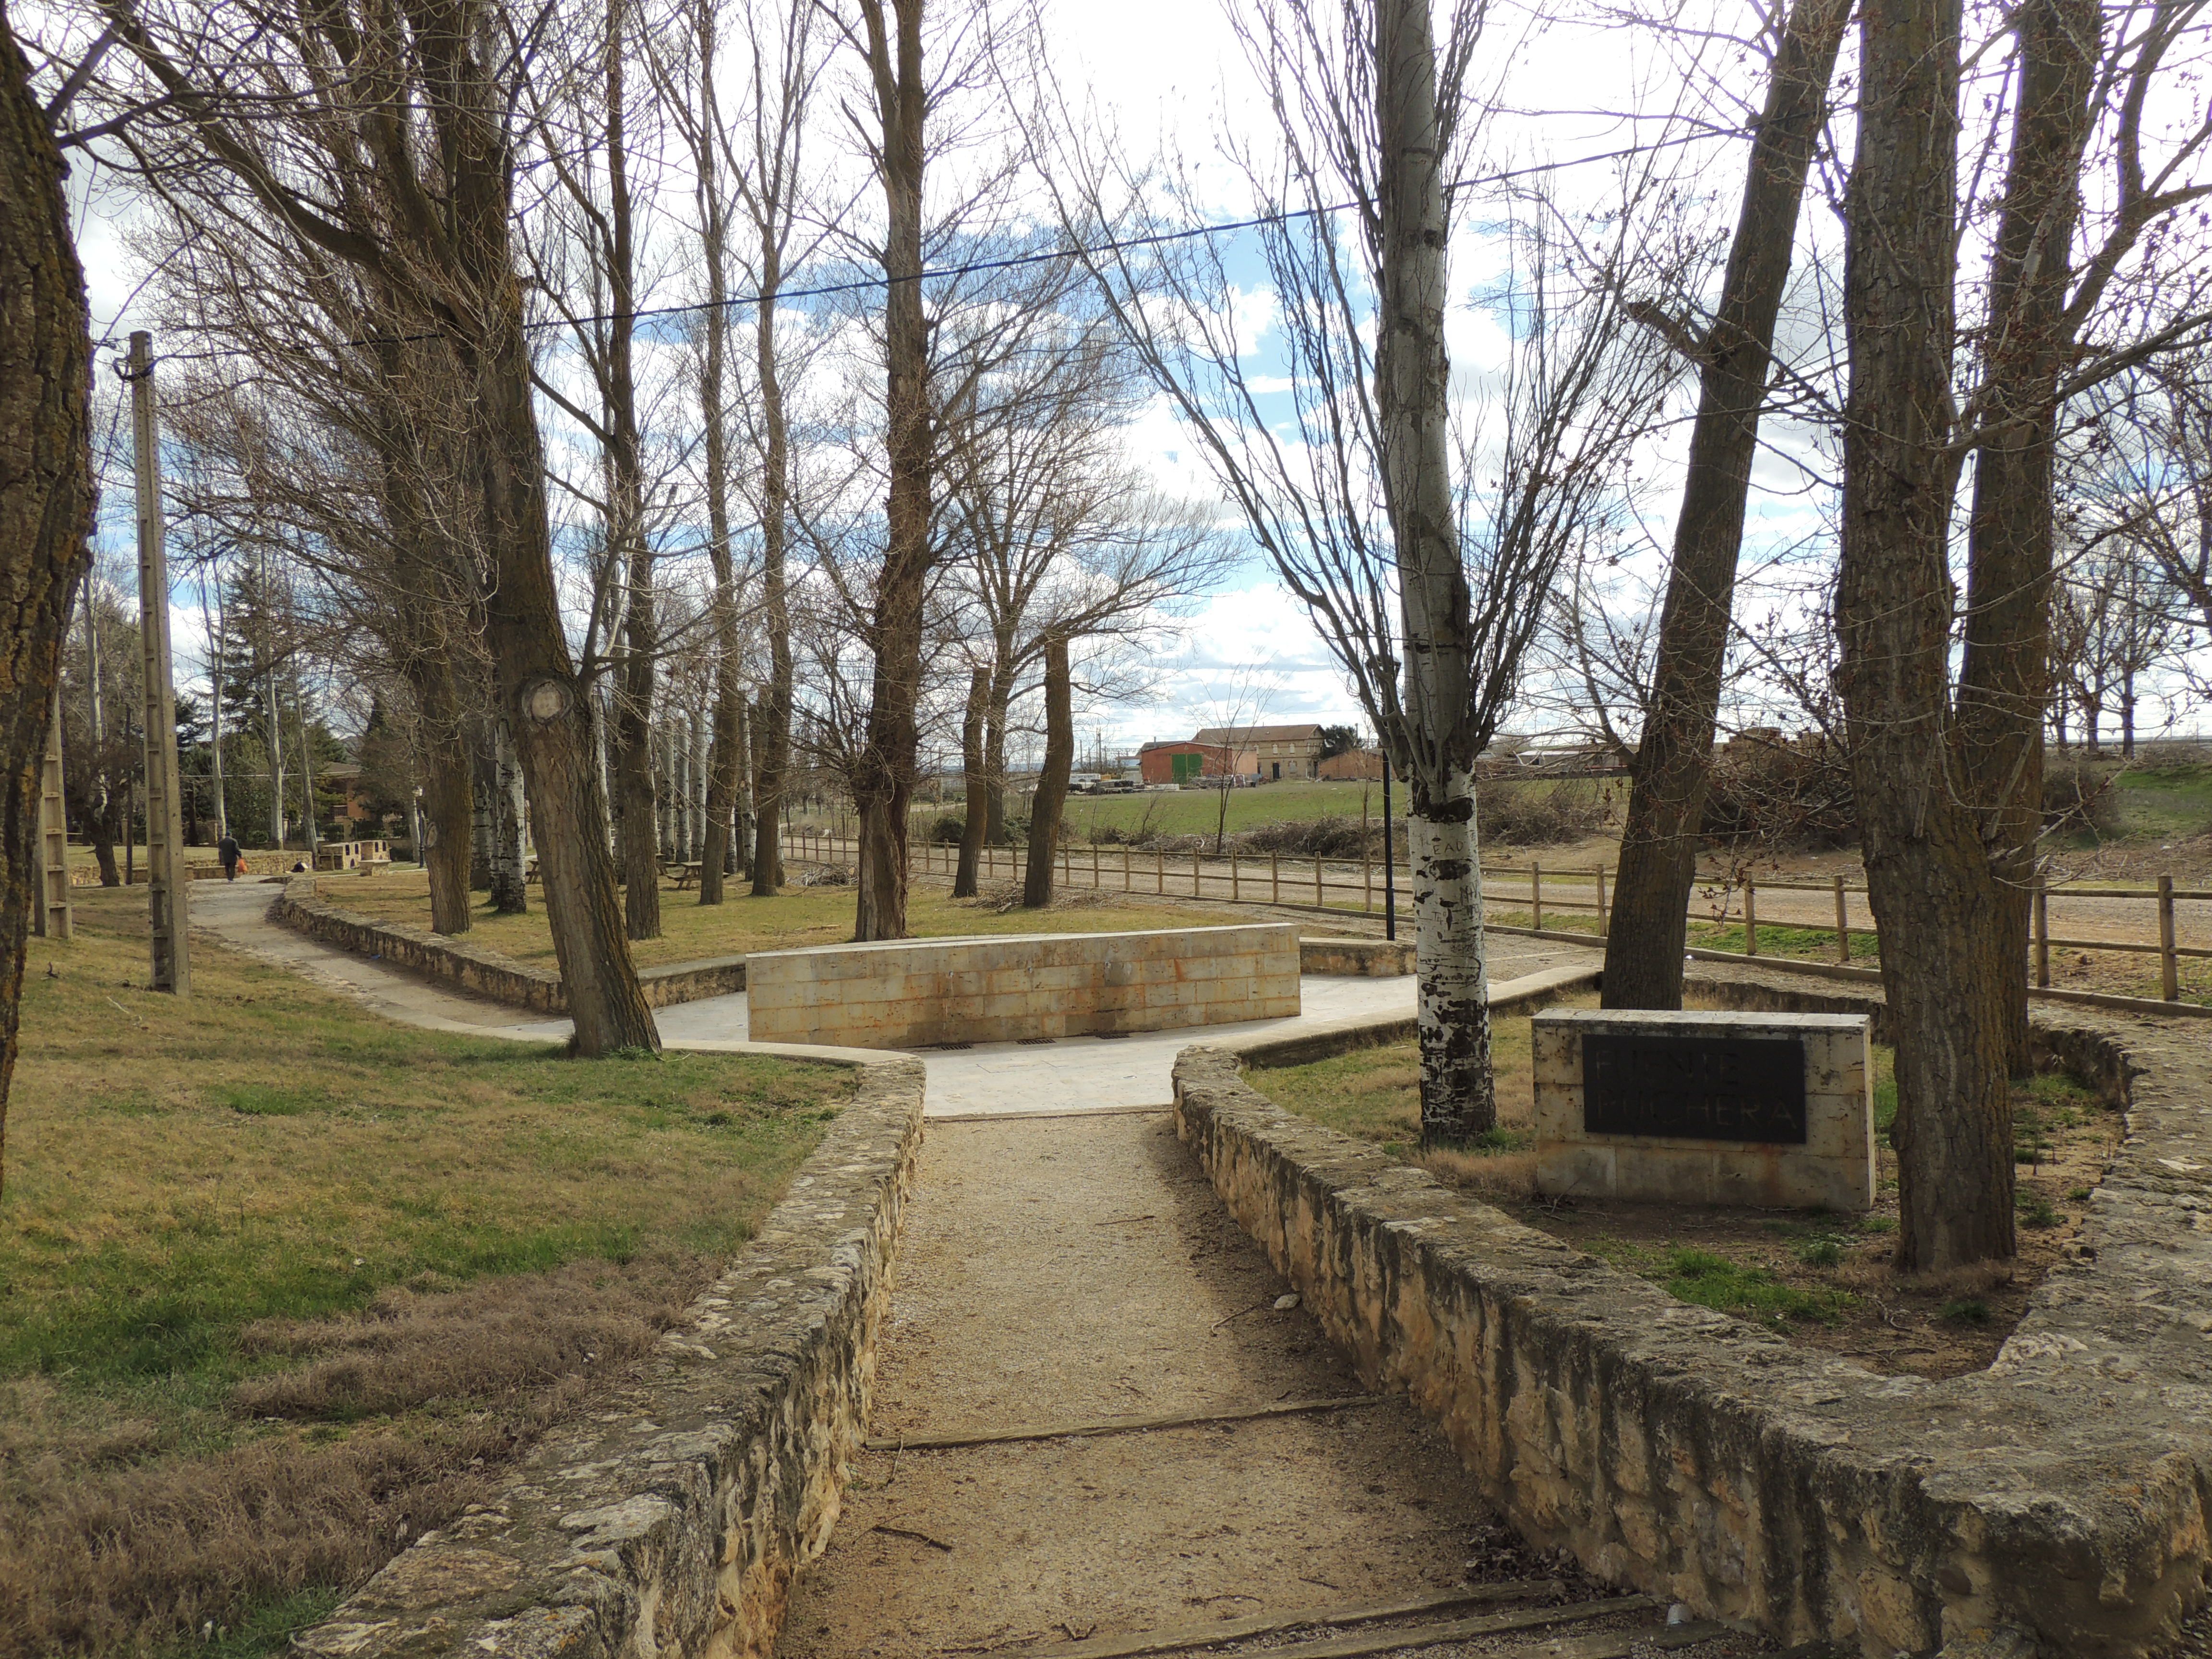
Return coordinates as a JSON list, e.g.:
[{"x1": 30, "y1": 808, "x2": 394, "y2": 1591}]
[{"x1": 779, "y1": 1113, "x2": 1767, "y2": 1659}]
